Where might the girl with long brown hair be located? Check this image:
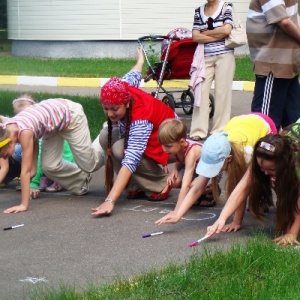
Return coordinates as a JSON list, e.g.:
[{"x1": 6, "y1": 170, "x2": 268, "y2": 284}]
[{"x1": 207, "y1": 120, "x2": 300, "y2": 245}]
